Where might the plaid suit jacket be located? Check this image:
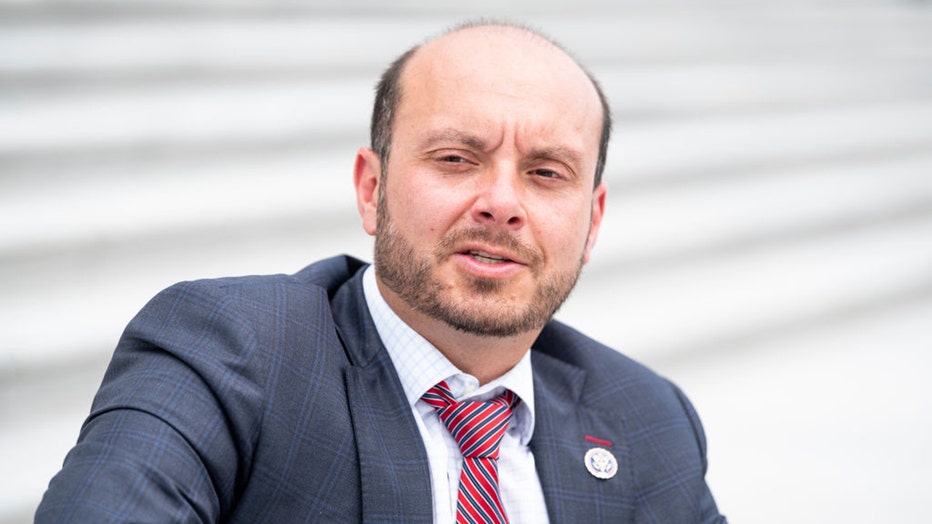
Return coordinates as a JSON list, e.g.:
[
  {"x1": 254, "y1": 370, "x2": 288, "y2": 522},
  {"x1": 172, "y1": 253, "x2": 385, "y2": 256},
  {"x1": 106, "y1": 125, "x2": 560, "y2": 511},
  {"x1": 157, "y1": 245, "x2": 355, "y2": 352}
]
[{"x1": 37, "y1": 255, "x2": 726, "y2": 523}]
